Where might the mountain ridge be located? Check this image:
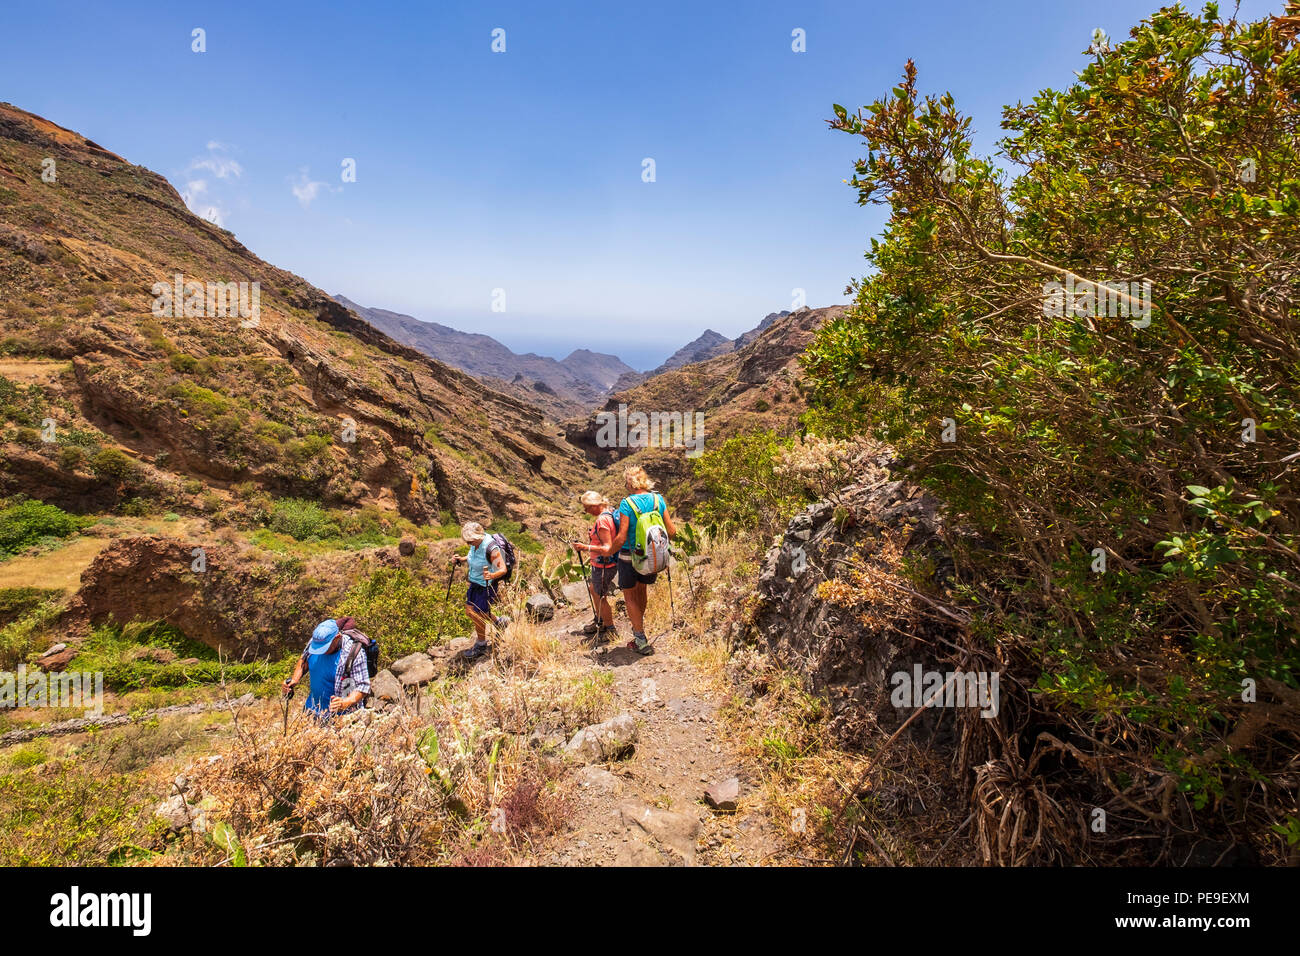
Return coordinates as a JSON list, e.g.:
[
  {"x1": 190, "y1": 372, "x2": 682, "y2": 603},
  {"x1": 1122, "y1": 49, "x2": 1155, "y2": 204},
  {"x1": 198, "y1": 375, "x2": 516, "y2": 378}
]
[
  {"x1": 0, "y1": 102, "x2": 591, "y2": 529},
  {"x1": 332, "y1": 295, "x2": 637, "y2": 417}
]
